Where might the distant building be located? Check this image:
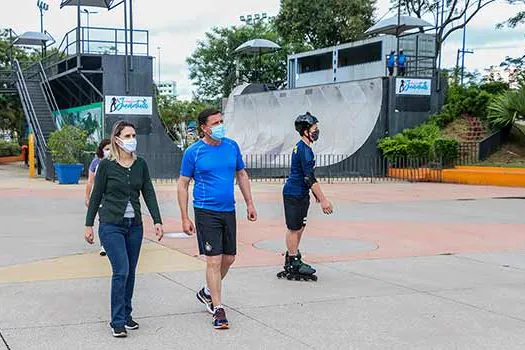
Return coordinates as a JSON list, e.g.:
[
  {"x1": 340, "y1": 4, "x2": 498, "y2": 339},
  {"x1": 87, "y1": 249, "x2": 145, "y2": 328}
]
[
  {"x1": 157, "y1": 81, "x2": 177, "y2": 98},
  {"x1": 286, "y1": 34, "x2": 436, "y2": 89}
]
